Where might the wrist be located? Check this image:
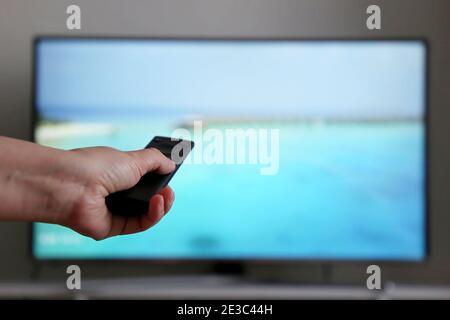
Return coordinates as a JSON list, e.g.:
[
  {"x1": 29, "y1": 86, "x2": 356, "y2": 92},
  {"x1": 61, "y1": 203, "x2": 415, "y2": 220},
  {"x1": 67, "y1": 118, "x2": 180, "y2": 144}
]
[
  {"x1": 3, "y1": 169, "x2": 72, "y2": 225},
  {"x1": 0, "y1": 153, "x2": 86, "y2": 226}
]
